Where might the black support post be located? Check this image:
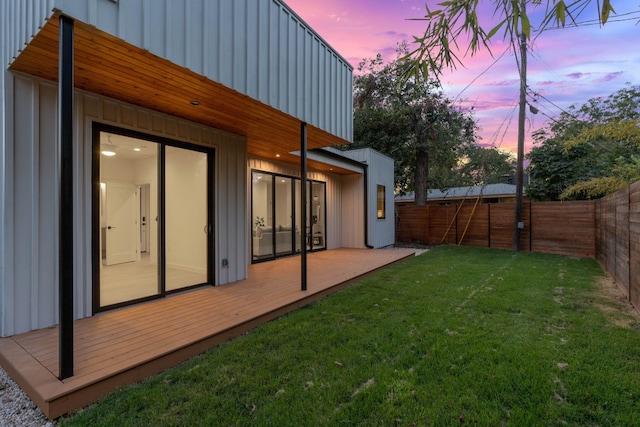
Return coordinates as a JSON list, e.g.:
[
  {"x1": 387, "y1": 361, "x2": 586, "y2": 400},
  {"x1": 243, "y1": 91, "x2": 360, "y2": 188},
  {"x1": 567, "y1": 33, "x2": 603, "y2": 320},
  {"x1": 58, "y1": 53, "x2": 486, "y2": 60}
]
[
  {"x1": 300, "y1": 122, "x2": 308, "y2": 291},
  {"x1": 58, "y1": 15, "x2": 75, "y2": 380}
]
